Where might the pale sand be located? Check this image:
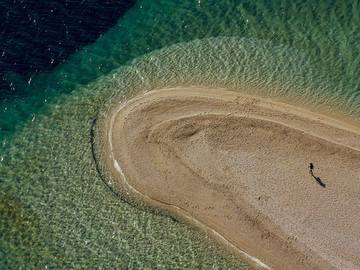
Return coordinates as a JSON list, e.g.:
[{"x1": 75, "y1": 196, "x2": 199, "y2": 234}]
[{"x1": 100, "y1": 87, "x2": 360, "y2": 270}]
